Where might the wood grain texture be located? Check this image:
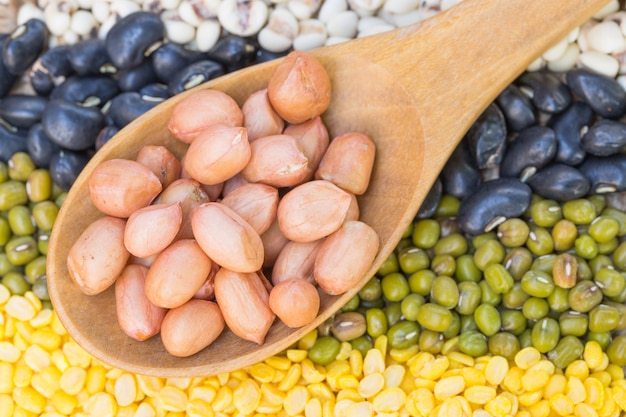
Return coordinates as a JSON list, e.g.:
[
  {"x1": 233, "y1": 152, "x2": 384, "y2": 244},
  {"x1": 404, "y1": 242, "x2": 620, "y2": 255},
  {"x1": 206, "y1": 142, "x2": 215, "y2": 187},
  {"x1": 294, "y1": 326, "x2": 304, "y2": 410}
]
[{"x1": 45, "y1": 0, "x2": 610, "y2": 377}]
